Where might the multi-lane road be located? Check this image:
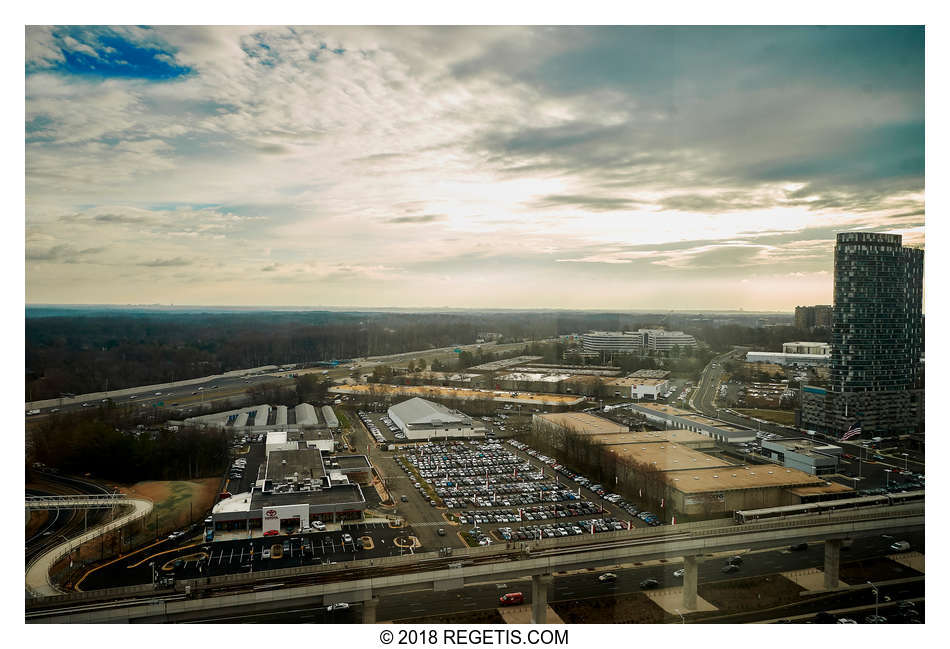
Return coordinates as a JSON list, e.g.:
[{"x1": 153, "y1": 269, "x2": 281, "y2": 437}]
[
  {"x1": 25, "y1": 339, "x2": 554, "y2": 419},
  {"x1": 168, "y1": 528, "x2": 925, "y2": 623}
]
